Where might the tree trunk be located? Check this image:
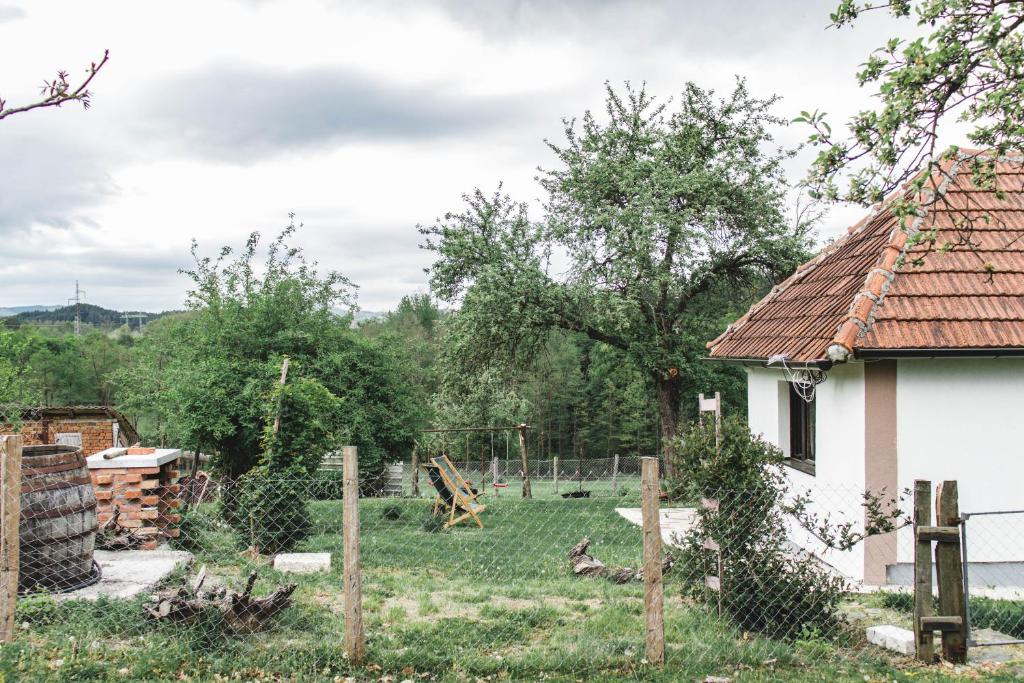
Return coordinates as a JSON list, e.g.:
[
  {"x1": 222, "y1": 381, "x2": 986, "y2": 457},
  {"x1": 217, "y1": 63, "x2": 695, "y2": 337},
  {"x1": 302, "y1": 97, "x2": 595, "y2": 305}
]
[{"x1": 655, "y1": 375, "x2": 682, "y2": 479}]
